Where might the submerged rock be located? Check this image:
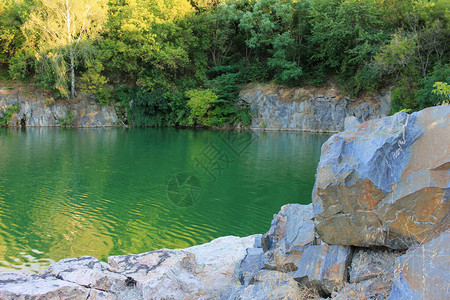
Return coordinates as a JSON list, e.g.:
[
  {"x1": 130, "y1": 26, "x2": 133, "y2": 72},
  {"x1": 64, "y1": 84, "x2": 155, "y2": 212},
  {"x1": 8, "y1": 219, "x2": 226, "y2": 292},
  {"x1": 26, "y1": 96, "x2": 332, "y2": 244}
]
[{"x1": 313, "y1": 106, "x2": 450, "y2": 249}]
